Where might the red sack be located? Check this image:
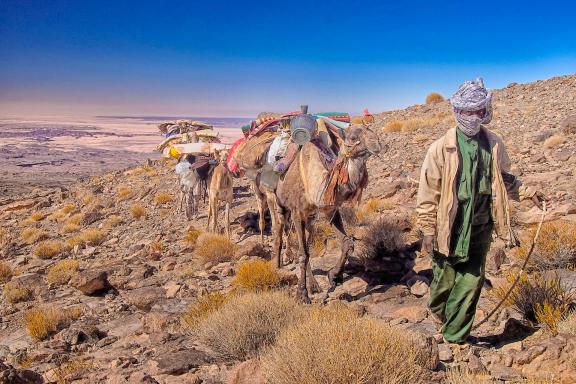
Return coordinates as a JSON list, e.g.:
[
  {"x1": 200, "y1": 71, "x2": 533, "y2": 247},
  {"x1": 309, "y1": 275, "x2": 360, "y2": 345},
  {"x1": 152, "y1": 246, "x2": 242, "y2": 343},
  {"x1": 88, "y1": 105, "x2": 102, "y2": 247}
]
[{"x1": 226, "y1": 137, "x2": 245, "y2": 175}]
